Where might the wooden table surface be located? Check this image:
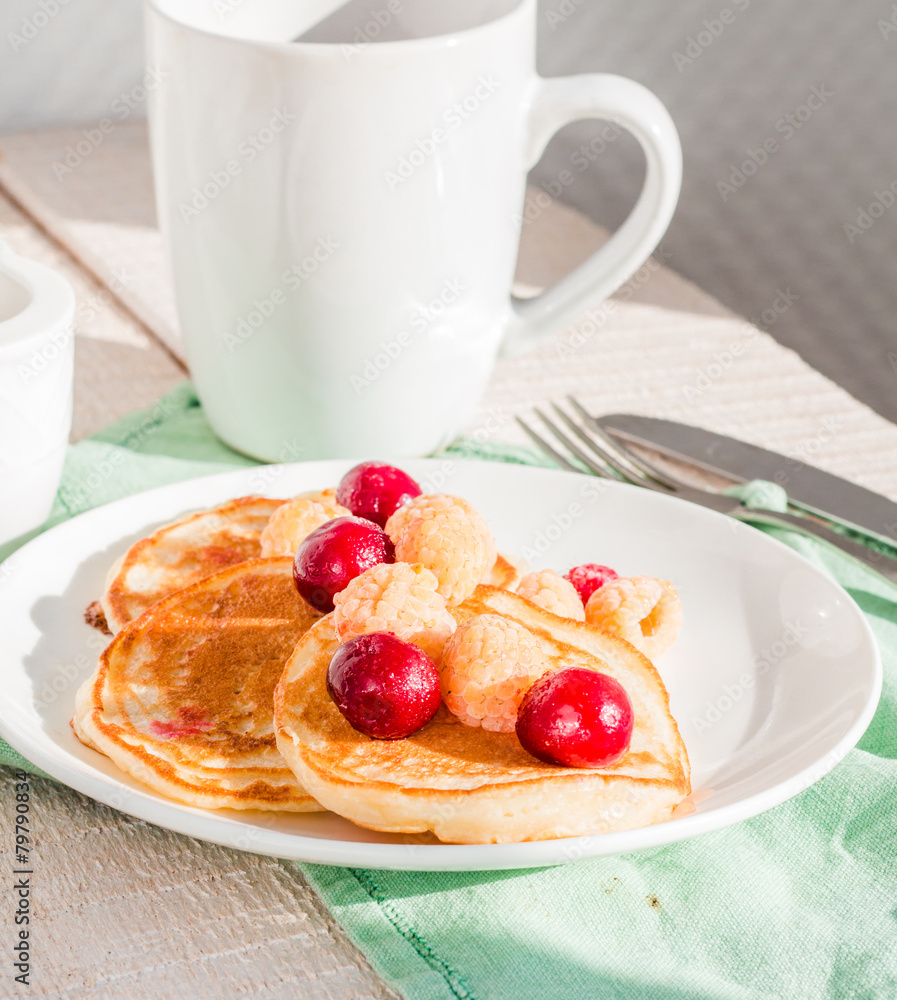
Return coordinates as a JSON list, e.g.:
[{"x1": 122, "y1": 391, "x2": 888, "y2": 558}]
[{"x1": 2, "y1": 122, "x2": 897, "y2": 999}]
